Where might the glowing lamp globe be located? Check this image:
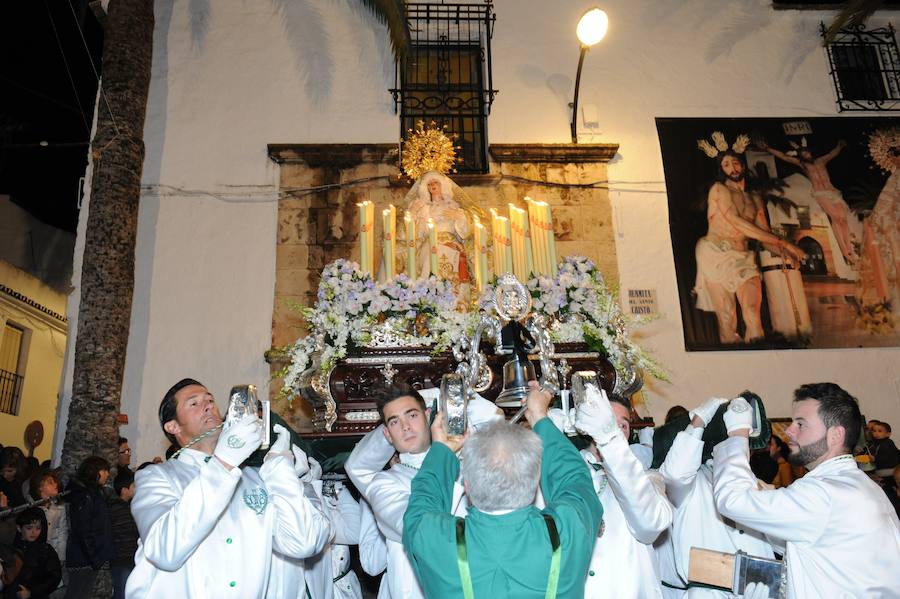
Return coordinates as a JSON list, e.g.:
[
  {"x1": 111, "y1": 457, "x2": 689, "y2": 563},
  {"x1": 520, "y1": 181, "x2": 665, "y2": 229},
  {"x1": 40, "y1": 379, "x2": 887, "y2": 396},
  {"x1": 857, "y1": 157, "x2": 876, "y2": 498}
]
[{"x1": 576, "y1": 8, "x2": 608, "y2": 47}]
